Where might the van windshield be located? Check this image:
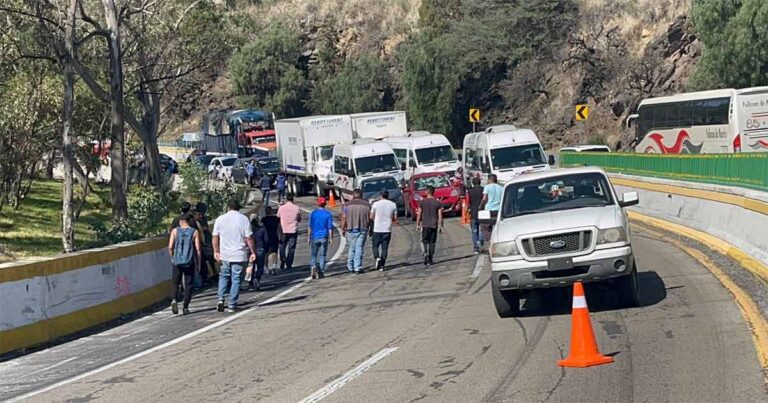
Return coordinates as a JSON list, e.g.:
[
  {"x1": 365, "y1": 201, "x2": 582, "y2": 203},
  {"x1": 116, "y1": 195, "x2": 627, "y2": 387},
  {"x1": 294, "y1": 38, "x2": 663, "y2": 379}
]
[
  {"x1": 490, "y1": 144, "x2": 545, "y2": 170},
  {"x1": 355, "y1": 154, "x2": 400, "y2": 175},
  {"x1": 415, "y1": 145, "x2": 456, "y2": 165},
  {"x1": 501, "y1": 173, "x2": 614, "y2": 218}
]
